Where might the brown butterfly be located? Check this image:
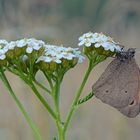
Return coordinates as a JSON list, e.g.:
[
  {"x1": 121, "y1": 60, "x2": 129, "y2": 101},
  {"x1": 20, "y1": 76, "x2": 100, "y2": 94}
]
[{"x1": 92, "y1": 48, "x2": 140, "y2": 118}]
